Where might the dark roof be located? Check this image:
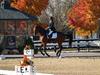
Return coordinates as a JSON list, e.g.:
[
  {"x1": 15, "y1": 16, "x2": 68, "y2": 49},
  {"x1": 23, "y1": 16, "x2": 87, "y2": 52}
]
[{"x1": 0, "y1": 8, "x2": 37, "y2": 20}]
